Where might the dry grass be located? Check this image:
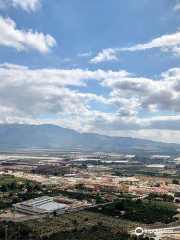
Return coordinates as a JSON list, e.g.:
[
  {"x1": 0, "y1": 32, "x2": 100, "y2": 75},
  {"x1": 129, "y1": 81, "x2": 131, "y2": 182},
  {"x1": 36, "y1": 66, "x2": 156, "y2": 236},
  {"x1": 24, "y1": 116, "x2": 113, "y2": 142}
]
[{"x1": 27, "y1": 211, "x2": 138, "y2": 237}]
